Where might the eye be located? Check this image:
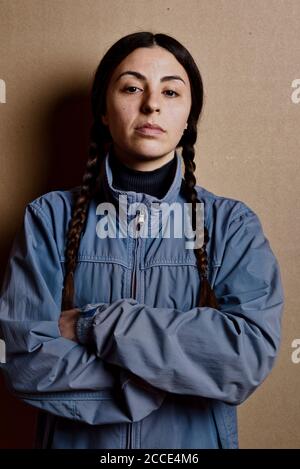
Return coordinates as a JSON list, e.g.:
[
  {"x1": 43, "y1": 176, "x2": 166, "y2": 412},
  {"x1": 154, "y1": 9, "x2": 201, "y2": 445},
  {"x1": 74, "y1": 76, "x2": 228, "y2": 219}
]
[
  {"x1": 123, "y1": 86, "x2": 179, "y2": 97},
  {"x1": 163, "y1": 90, "x2": 179, "y2": 97},
  {"x1": 124, "y1": 86, "x2": 141, "y2": 93}
]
